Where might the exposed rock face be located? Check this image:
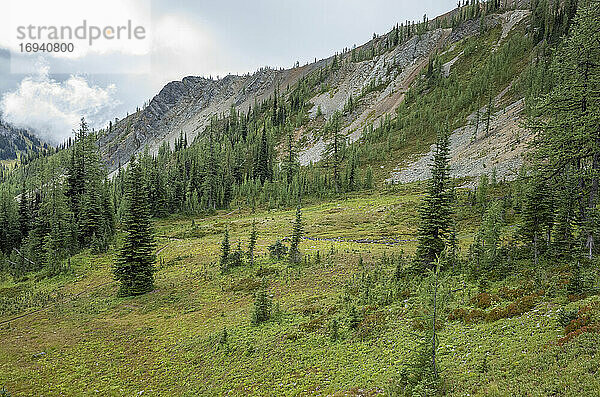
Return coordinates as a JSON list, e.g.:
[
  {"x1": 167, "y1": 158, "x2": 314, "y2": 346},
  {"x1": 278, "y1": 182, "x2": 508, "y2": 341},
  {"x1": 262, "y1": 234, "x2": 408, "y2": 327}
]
[
  {"x1": 386, "y1": 99, "x2": 533, "y2": 186},
  {"x1": 0, "y1": 119, "x2": 47, "y2": 161},
  {"x1": 98, "y1": 63, "x2": 327, "y2": 173},
  {"x1": 98, "y1": 9, "x2": 532, "y2": 183}
]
